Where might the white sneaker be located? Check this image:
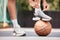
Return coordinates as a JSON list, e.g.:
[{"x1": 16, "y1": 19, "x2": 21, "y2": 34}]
[
  {"x1": 13, "y1": 25, "x2": 26, "y2": 36},
  {"x1": 34, "y1": 8, "x2": 52, "y2": 21},
  {"x1": 32, "y1": 17, "x2": 52, "y2": 21},
  {"x1": 13, "y1": 30, "x2": 26, "y2": 36},
  {"x1": 32, "y1": 17, "x2": 40, "y2": 21},
  {"x1": 42, "y1": 17, "x2": 52, "y2": 21}
]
